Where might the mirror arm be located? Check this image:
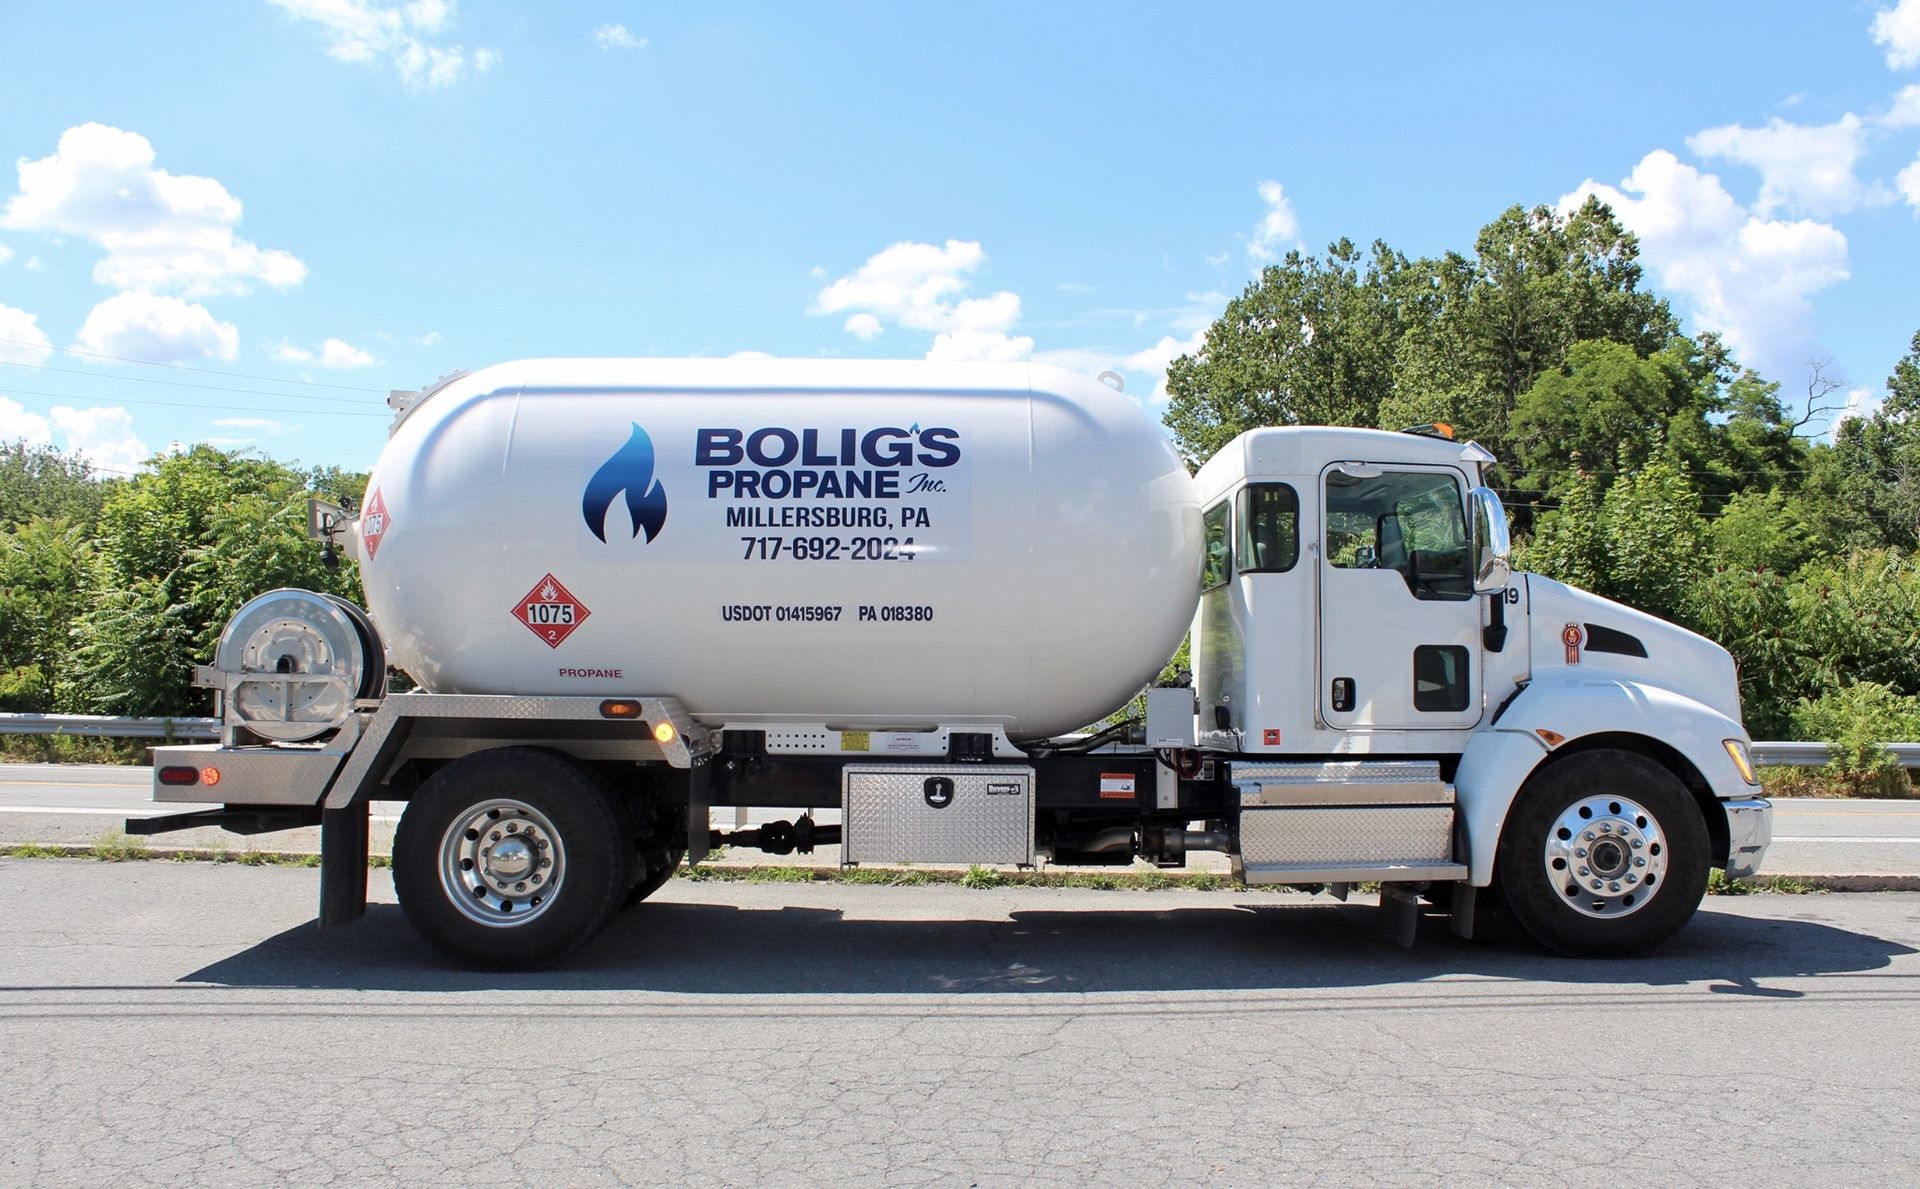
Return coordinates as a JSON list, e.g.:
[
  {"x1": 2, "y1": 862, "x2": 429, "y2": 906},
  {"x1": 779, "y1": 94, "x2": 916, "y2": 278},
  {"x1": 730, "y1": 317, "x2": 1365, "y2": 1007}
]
[{"x1": 1483, "y1": 589, "x2": 1508, "y2": 653}]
